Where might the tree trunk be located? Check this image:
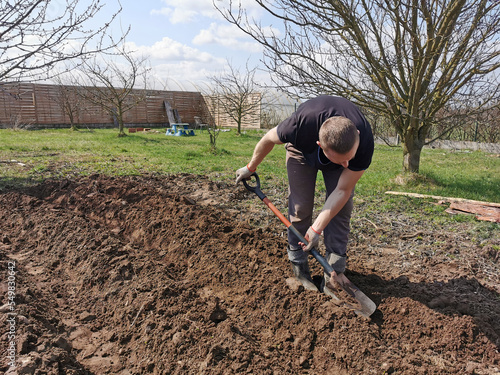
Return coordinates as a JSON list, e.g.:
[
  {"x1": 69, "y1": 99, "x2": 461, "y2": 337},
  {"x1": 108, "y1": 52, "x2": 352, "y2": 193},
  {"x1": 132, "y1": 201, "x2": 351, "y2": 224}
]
[
  {"x1": 402, "y1": 137, "x2": 423, "y2": 173},
  {"x1": 118, "y1": 117, "x2": 126, "y2": 137},
  {"x1": 237, "y1": 111, "x2": 244, "y2": 134},
  {"x1": 68, "y1": 113, "x2": 78, "y2": 131},
  {"x1": 210, "y1": 132, "x2": 218, "y2": 153},
  {"x1": 115, "y1": 106, "x2": 126, "y2": 137}
]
